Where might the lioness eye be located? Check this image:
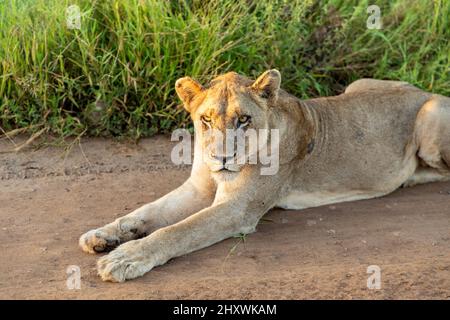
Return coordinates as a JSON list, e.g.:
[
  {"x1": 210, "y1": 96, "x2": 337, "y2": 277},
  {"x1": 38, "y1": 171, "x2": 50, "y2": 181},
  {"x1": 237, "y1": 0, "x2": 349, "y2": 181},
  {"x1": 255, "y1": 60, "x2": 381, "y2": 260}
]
[
  {"x1": 201, "y1": 115, "x2": 211, "y2": 124},
  {"x1": 238, "y1": 115, "x2": 250, "y2": 125}
]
